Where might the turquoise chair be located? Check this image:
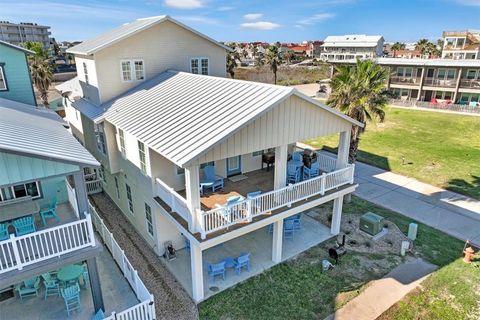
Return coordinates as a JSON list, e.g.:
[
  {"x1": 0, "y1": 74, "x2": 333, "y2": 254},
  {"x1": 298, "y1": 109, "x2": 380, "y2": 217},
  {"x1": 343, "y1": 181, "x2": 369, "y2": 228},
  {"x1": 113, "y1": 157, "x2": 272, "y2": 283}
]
[
  {"x1": 82, "y1": 264, "x2": 90, "y2": 288},
  {"x1": 40, "y1": 198, "x2": 60, "y2": 226},
  {"x1": 0, "y1": 223, "x2": 10, "y2": 241},
  {"x1": 15, "y1": 277, "x2": 40, "y2": 300},
  {"x1": 201, "y1": 166, "x2": 224, "y2": 192},
  {"x1": 42, "y1": 273, "x2": 60, "y2": 299},
  {"x1": 287, "y1": 163, "x2": 301, "y2": 184},
  {"x1": 292, "y1": 151, "x2": 303, "y2": 162},
  {"x1": 61, "y1": 284, "x2": 81, "y2": 316},
  {"x1": 303, "y1": 162, "x2": 320, "y2": 180},
  {"x1": 13, "y1": 216, "x2": 36, "y2": 236},
  {"x1": 234, "y1": 253, "x2": 250, "y2": 275}
]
